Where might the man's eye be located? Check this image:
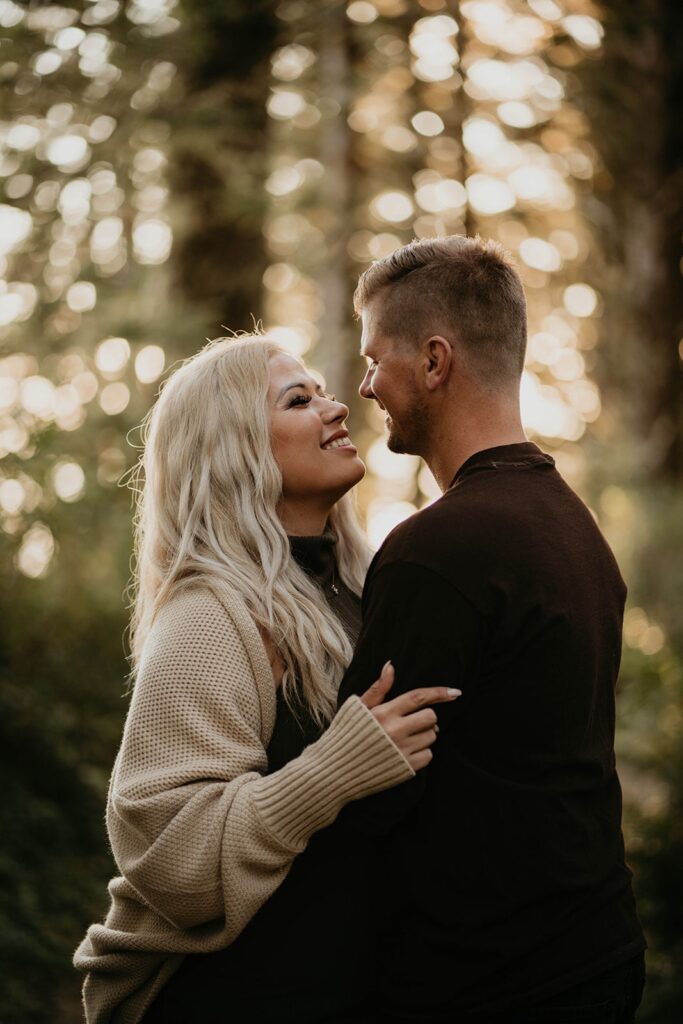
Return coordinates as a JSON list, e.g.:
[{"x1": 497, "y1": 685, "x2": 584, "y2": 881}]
[{"x1": 289, "y1": 394, "x2": 311, "y2": 408}]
